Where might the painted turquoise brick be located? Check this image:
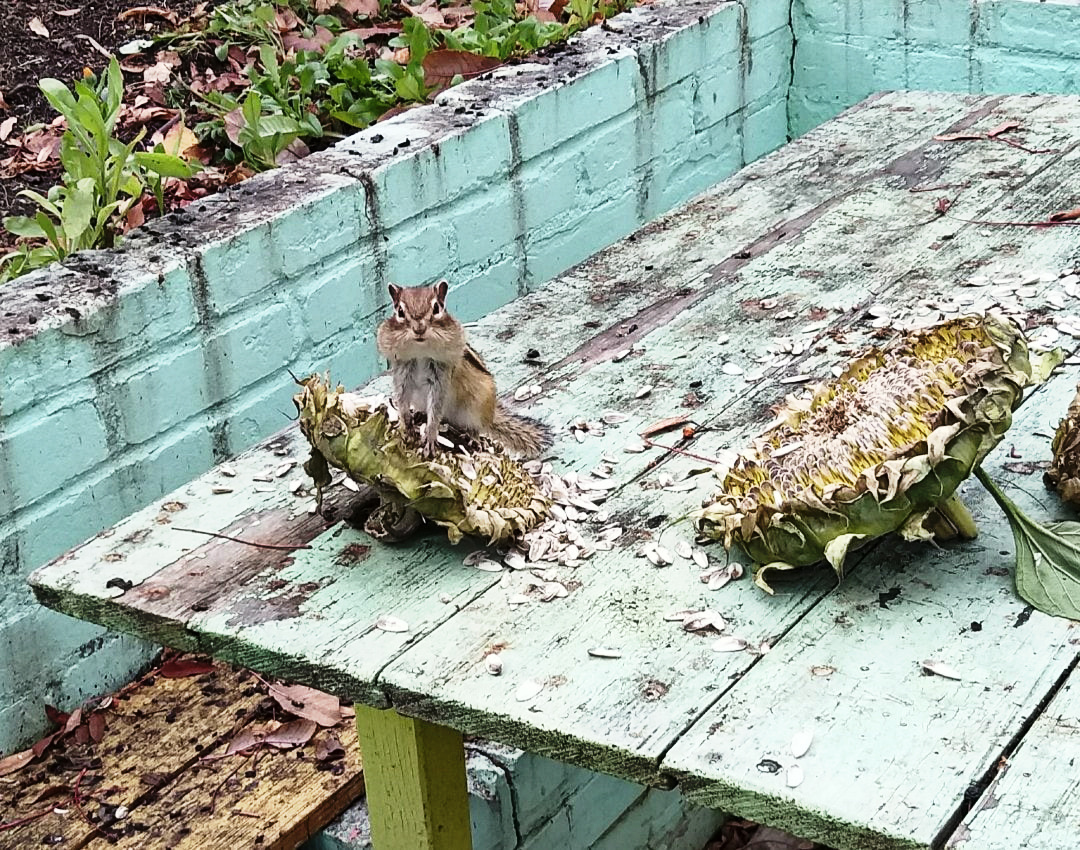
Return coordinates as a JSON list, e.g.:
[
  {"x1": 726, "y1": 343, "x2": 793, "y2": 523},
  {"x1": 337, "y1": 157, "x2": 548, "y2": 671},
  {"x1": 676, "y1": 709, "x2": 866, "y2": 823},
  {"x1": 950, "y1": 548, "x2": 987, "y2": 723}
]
[
  {"x1": 273, "y1": 179, "x2": 366, "y2": 279},
  {"x1": 974, "y1": 46, "x2": 1080, "y2": 92},
  {"x1": 899, "y1": 46, "x2": 974, "y2": 91},
  {"x1": 1, "y1": 398, "x2": 109, "y2": 510},
  {"x1": 645, "y1": 79, "x2": 699, "y2": 156},
  {"x1": 522, "y1": 772, "x2": 644, "y2": 850},
  {"x1": 219, "y1": 372, "x2": 304, "y2": 453},
  {"x1": 790, "y1": 35, "x2": 876, "y2": 110},
  {"x1": 978, "y1": 0, "x2": 1080, "y2": 54},
  {"x1": 900, "y1": 0, "x2": 977, "y2": 47},
  {"x1": 0, "y1": 332, "x2": 97, "y2": 419},
  {"x1": 654, "y1": 114, "x2": 744, "y2": 211},
  {"x1": 451, "y1": 186, "x2": 519, "y2": 268},
  {"x1": 300, "y1": 251, "x2": 381, "y2": 344},
  {"x1": 383, "y1": 211, "x2": 457, "y2": 284},
  {"x1": 309, "y1": 329, "x2": 385, "y2": 391},
  {"x1": 591, "y1": 786, "x2": 724, "y2": 848},
  {"x1": 746, "y1": 26, "x2": 794, "y2": 105},
  {"x1": 204, "y1": 304, "x2": 299, "y2": 401},
  {"x1": 369, "y1": 110, "x2": 513, "y2": 231},
  {"x1": 513, "y1": 51, "x2": 640, "y2": 162},
  {"x1": 748, "y1": 0, "x2": 796, "y2": 39},
  {"x1": 519, "y1": 150, "x2": 583, "y2": 231},
  {"x1": 93, "y1": 261, "x2": 200, "y2": 353},
  {"x1": 197, "y1": 224, "x2": 283, "y2": 315},
  {"x1": 452, "y1": 256, "x2": 520, "y2": 319},
  {"x1": 110, "y1": 343, "x2": 209, "y2": 444},
  {"x1": 792, "y1": 0, "x2": 904, "y2": 39},
  {"x1": 691, "y1": 58, "x2": 746, "y2": 130},
  {"x1": 635, "y1": 2, "x2": 741, "y2": 91},
  {"x1": 581, "y1": 112, "x2": 643, "y2": 196},
  {"x1": 743, "y1": 94, "x2": 791, "y2": 162}
]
